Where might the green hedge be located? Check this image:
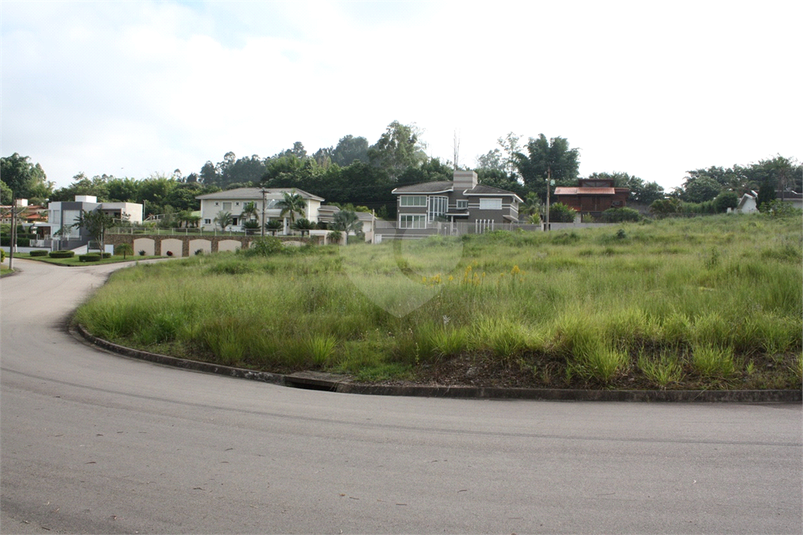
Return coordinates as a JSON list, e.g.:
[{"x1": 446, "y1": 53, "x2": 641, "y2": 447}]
[
  {"x1": 30, "y1": 250, "x2": 48, "y2": 257},
  {"x1": 0, "y1": 236, "x2": 30, "y2": 247},
  {"x1": 600, "y1": 207, "x2": 641, "y2": 223},
  {"x1": 49, "y1": 250, "x2": 75, "y2": 258},
  {"x1": 79, "y1": 254, "x2": 102, "y2": 262}
]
